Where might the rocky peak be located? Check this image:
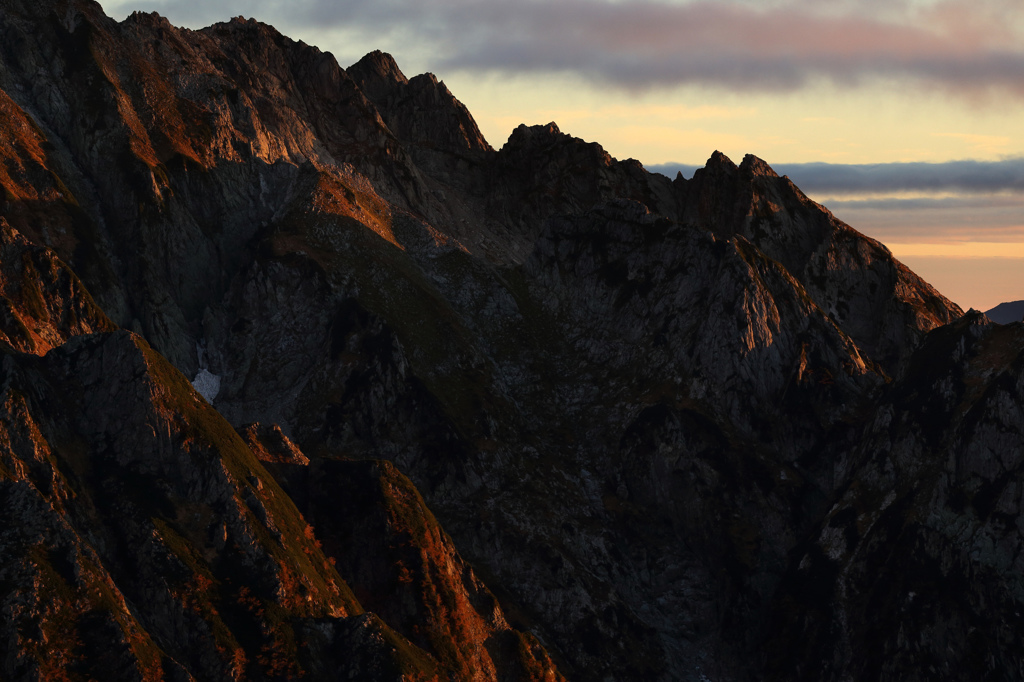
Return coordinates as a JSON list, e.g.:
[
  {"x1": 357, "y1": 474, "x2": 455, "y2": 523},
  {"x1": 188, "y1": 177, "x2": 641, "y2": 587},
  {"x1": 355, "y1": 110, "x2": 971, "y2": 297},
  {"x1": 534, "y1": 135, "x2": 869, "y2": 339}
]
[
  {"x1": 677, "y1": 148, "x2": 961, "y2": 371},
  {"x1": 347, "y1": 50, "x2": 490, "y2": 156},
  {"x1": 124, "y1": 10, "x2": 174, "y2": 31},
  {"x1": 503, "y1": 121, "x2": 564, "y2": 149},
  {"x1": 962, "y1": 307, "x2": 992, "y2": 326},
  {"x1": 702, "y1": 149, "x2": 739, "y2": 173},
  {"x1": 679, "y1": 150, "x2": 741, "y2": 201},
  {"x1": 486, "y1": 122, "x2": 679, "y2": 252},
  {"x1": 499, "y1": 121, "x2": 613, "y2": 169},
  {"x1": 347, "y1": 49, "x2": 410, "y2": 98},
  {"x1": 739, "y1": 153, "x2": 779, "y2": 178},
  {"x1": 201, "y1": 13, "x2": 297, "y2": 60}
]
